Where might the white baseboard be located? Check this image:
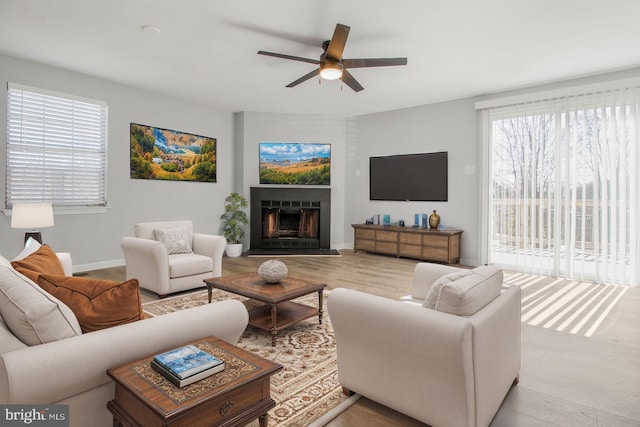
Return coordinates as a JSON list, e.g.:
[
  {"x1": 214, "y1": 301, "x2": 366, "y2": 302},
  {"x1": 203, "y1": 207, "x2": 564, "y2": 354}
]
[
  {"x1": 332, "y1": 243, "x2": 354, "y2": 250},
  {"x1": 73, "y1": 258, "x2": 124, "y2": 274},
  {"x1": 460, "y1": 258, "x2": 480, "y2": 267}
]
